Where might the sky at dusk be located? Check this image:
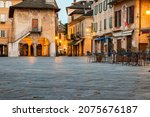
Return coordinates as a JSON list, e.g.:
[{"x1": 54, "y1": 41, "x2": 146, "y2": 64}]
[{"x1": 56, "y1": 0, "x2": 80, "y2": 24}]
